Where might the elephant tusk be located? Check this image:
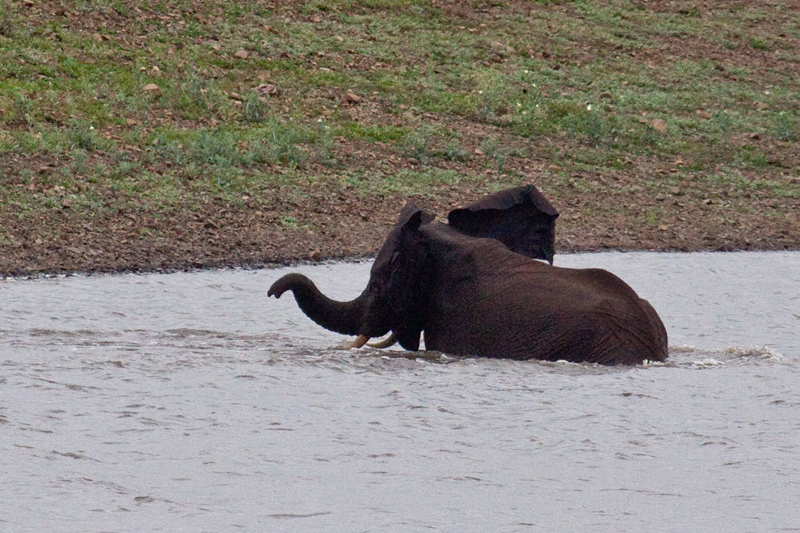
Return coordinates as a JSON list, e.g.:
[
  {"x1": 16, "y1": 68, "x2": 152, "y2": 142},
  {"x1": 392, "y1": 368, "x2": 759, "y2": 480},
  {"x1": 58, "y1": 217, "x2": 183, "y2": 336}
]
[
  {"x1": 367, "y1": 332, "x2": 398, "y2": 349},
  {"x1": 336, "y1": 334, "x2": 370, "y2": 350}
]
